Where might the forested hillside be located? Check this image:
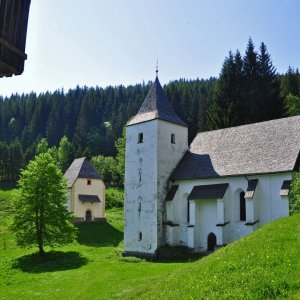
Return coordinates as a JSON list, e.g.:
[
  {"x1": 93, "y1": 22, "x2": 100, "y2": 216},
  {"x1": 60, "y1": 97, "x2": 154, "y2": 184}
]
[{"x1": 0, "y1": 39, "x2": 300, "y2": 183}]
